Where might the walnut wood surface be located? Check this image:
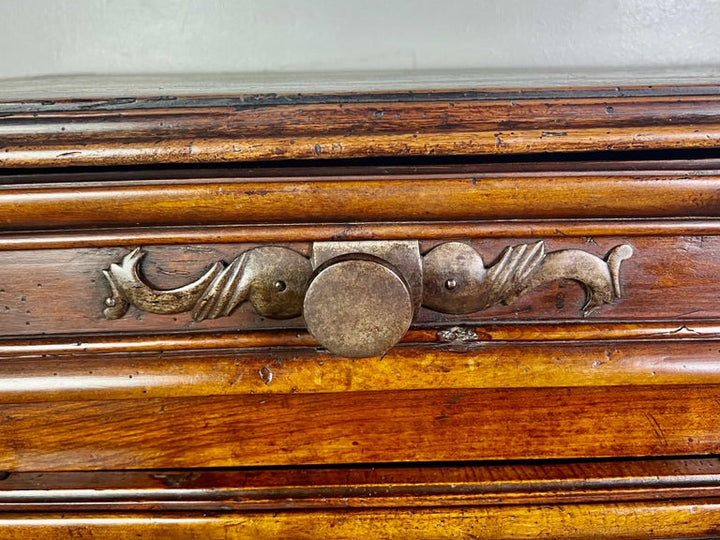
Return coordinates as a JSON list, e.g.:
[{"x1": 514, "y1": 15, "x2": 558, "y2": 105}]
[
  {"x1": 4, "y1": 86, "x2": 720, "y2": 536},
  {"x1": 1, "y1": 320, "x2": 720, "y2": 355},
  {"x1": 2, "y1": 457, "x2": 719, "y2": 510},
  {"x1": 1, "y1": 385, "x2": 719, "y2": 471},
  {"x1": 3, "y1": 86, "x2": 720, "y2": 167},
  {"x1": 1, "y1": 459, "x2": 719, "y2": 538},
  {"x1": 2, "y1": 503, "x2": 719, "y2": 540},
  {"x1": 1, "y1": 173, "x2": 720, "y2": 230},
  {"x1": 3, "y1": 219, "x2": 720, "y2": 251}
]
